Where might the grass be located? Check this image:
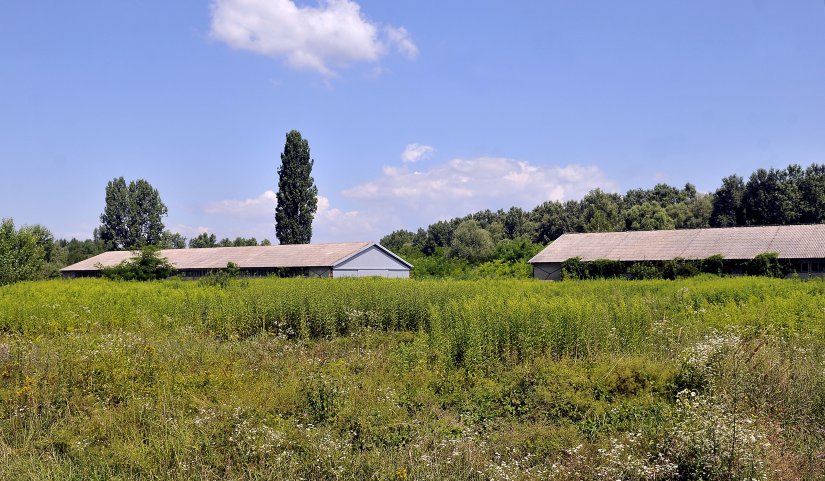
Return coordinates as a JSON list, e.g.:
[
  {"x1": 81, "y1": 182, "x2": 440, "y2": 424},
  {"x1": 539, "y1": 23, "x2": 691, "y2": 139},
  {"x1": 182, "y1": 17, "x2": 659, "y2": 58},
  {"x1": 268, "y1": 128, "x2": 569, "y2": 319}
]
[{"x1": 1, "y1": 276, "x2": 824, "y2": 479}]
